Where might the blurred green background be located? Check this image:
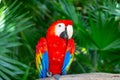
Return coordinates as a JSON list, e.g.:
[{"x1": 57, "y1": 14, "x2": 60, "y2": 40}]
[{"x1": 0, "y1": 0, "x2": 120, "y2": 80}]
